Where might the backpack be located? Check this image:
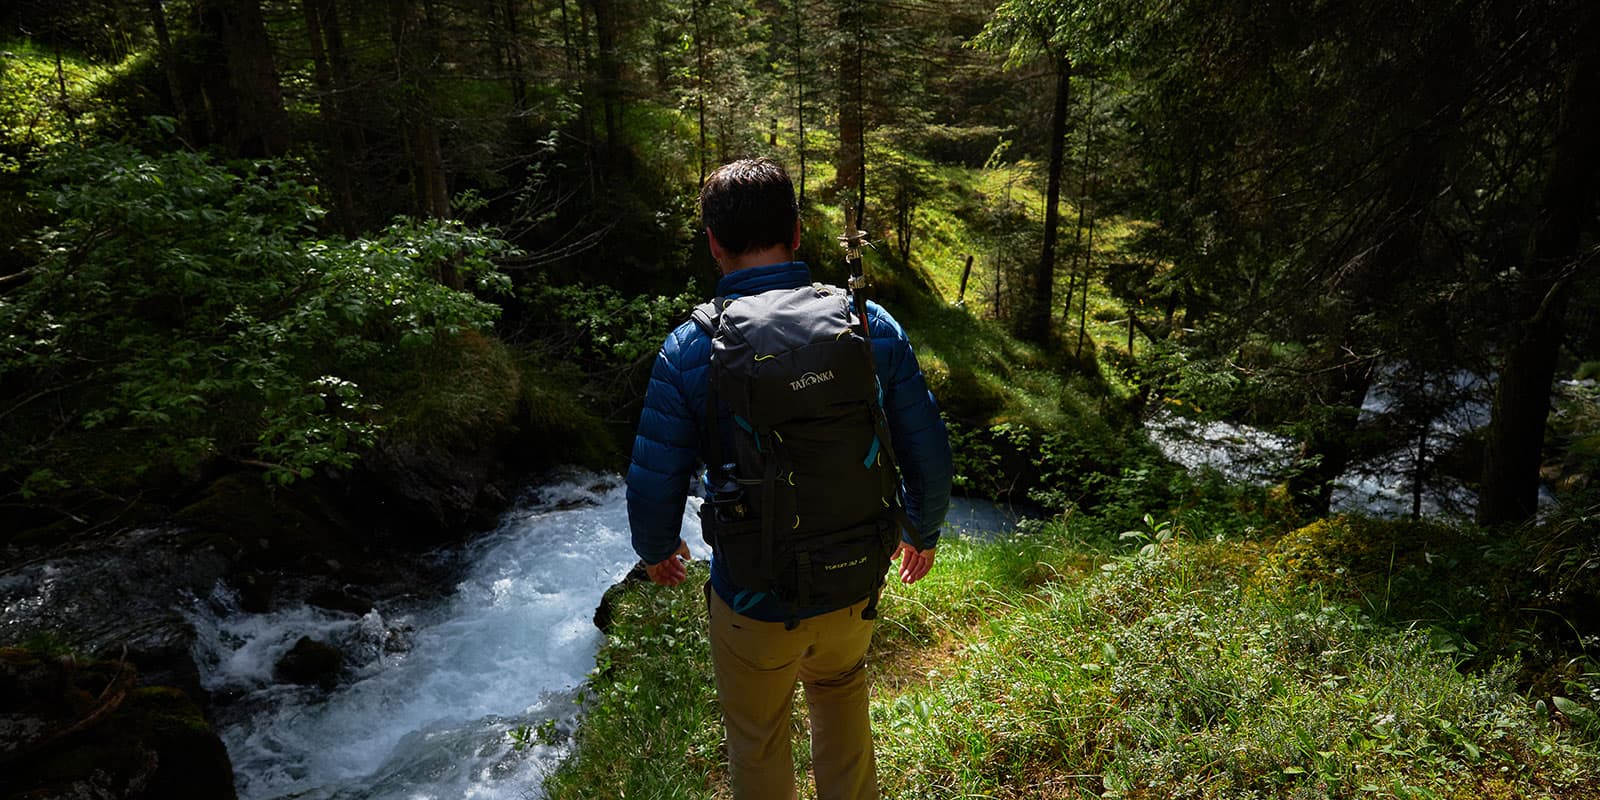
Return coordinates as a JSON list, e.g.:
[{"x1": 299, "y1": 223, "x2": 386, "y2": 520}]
[{"x1": 692, "y1": 283, "x2": 921, "y2": 626}]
